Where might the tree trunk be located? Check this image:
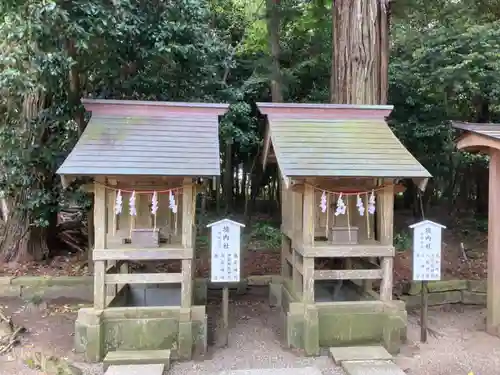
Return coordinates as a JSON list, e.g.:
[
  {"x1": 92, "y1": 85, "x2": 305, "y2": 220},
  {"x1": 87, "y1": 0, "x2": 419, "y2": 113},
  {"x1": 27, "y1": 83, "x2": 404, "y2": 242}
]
[
  {"x1": 266, "y1": 0, "x2": 284, "y2": 103},
  {"x1": 331, "y1": 0, "x2": 390, "y2": 265},
  {"x1": 0, "y1": 191, "x2": 50, "y2": 262},
  {"x1": 241, "y1": 162, "x2": 248, "y2": 204},
  {"x1": 331, "y1": 0, "x2": 389, "y2": 105},
  {"x1": 331, "y1": 0, "x2": 390, "y2": 240},
  {"x1": 0, "y1": 91, "x2": 51, "y2": 262},
  {"x1": 224, "y1": 139, "x2": 233, "y2": 213},
  {"x1": 245, "y1": 0, "x2": 284, "y2": 224},
  {"x1": 216, "y1": 176, "x2": 221, "y2": 215},
  {"x1": 66, "y1": 39, "x2": 85, "y2": 134}
]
